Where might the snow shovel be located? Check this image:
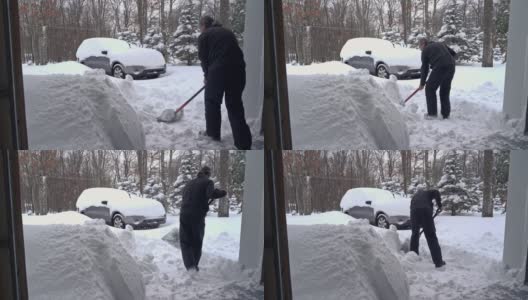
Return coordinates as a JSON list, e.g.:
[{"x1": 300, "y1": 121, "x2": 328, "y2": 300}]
[
  {"x1": 399, "y1": 87, "x2": 421, "y2": 106},
  {"x1": 157, "y1": 86, "x2": 205, "y2": 123},
  {"x1": 401, "y1": 208, "x2": 441, "y2": 253}
]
